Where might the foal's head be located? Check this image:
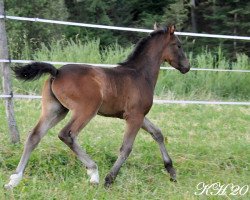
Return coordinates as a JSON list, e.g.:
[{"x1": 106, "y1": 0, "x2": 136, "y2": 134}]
[{"x1": 155, "y1": 24, "x2": 190, "y2": 74}]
